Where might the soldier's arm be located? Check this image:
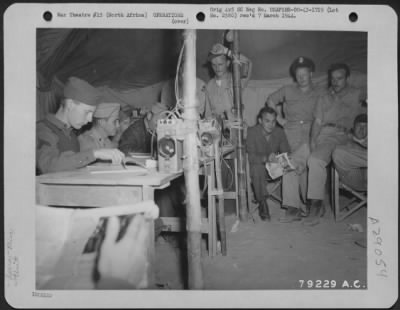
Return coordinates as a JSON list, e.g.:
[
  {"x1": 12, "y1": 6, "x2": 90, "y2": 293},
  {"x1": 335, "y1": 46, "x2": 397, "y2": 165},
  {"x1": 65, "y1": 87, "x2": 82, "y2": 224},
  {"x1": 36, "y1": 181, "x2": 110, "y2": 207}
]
[
  {"x1": 78, "y1": 133, "x2": 98, "y2": 152},
  {"x1": 36, "y1": 125, "x2": 96, "y2": 174},
  {"x1": 275, "y1": 105, "x2": 286, "y2": 127},
  {"x1": 203, "y1": 87, "x2": 214, "y2": 119},
  {"x1": 246, "y1": 129, "x2": 266, "y2": 164},
  {"x1": 110, "y1": 134, "x2": 122, "y2": 148},
  {"x1": 357, "y1": 88, "x2": 368, "y2": 115},
  {"x1": 239, "y1": 53, "x2": 253, "y2": 89},
  {"x1": 266, "y1": 87, "x2": 286, "y2": 126},
  {"x1": 310, "y1": 98, "x2": 324, "y2": 151},
  {"x1": 279, "y1": 129, "x2": 291, "y2": 154}
]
